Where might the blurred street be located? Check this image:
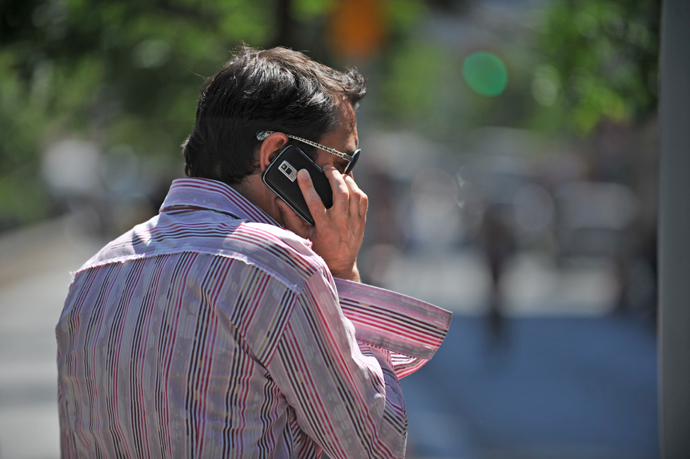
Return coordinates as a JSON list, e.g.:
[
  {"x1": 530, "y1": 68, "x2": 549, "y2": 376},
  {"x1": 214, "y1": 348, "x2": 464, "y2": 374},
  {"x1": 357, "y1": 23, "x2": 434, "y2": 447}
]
[
  {"x1": 402, "y1": 314, "x2": 658, "y2": 459},
  {"x1": 0, "y1": 217, "x2": 100, "y2": 459},
  {"x1": 0, "y1": 216, "x2": 658, "y2": 459},
  {"x1": 383, "y1": 250, "x2": 658, "y2": 458}
]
